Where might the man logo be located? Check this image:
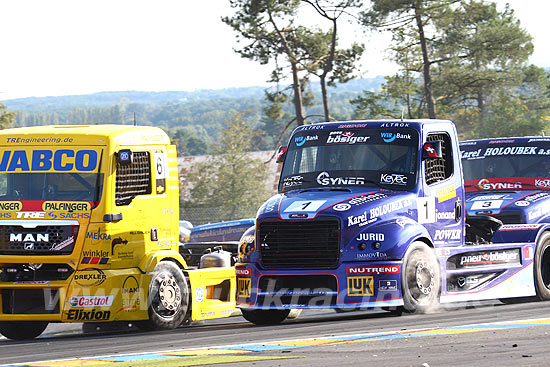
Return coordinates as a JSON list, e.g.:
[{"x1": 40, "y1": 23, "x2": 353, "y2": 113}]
[
  {"x1": 24, "y1": 243, "x2": 34, "y2": 250},
  {"x1": 238, "y1": 278, "x2": 251, "y2": 298},
  {"x1": 347, "y1": 276, "x2": 374, "y2": 296}
]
